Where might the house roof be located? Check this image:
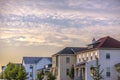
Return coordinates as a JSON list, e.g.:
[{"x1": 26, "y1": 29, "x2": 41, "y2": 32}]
[
  {"x1": 88, "y1": 36, "x2": 120, "y2": 49},
  {"x1": 23, "y1": 57, "x2": 52, "y2": 64},
  {"x1": 54, "y1": 47, "x2": 87, "y2": 55}
]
